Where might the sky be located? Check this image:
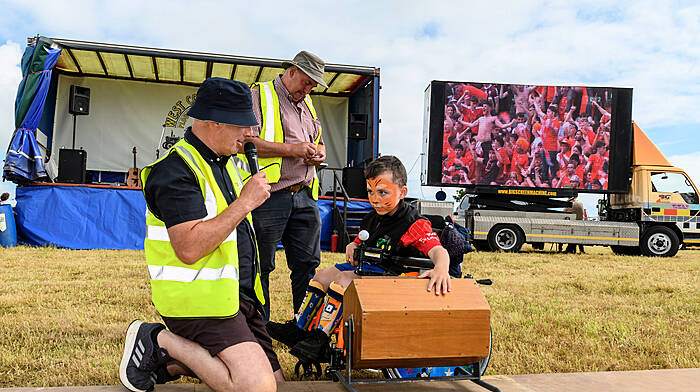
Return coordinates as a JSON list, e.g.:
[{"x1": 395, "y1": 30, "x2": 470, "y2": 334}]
[{"x1": 1, "y1": 0, "x2": 699, "y2": 215}]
